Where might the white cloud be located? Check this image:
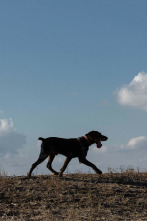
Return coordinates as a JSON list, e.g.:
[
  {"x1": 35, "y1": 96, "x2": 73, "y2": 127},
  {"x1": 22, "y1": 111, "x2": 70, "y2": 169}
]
[
  {"x1": 0, "y1": 117, "x2": 27, "y2": 175},
  {"x1": 117, "y1": 72, "x2": 147, "y2": 111},
  {"x1": 0, "y1": 118, "x2": 26, "y2": 154},
  {"x1": 0, "y1": 118, "x2": 14, "y2": 134},
  {"x1": 124, "y1": 136, "x2": 147, "y2": 150},
  {"x1": 99, "y1": 136, "x2": 147, "y2": 152}
]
